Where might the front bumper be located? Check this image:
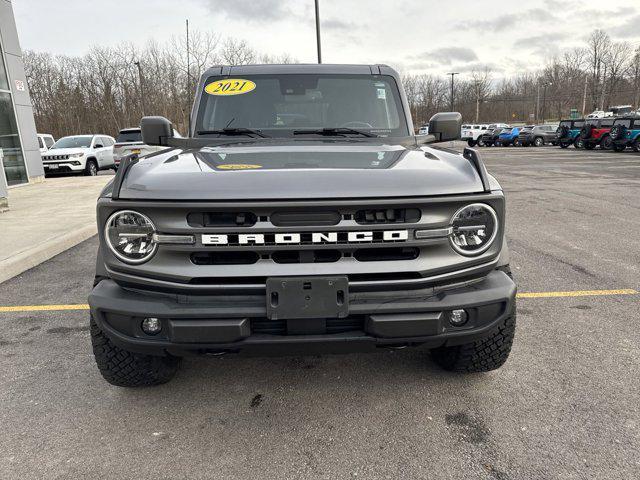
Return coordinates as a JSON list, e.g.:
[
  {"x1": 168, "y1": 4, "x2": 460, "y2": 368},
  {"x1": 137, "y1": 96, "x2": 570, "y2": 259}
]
[
  {"x1": 611, "y1": 138, "x2": 630, "y2": 146},
  {"x1": 89, "y1": 270, "x2": 516, "y2": 357},
  {"x1": 43, "y1": 161, "x2": 84, "y2": 172}
]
